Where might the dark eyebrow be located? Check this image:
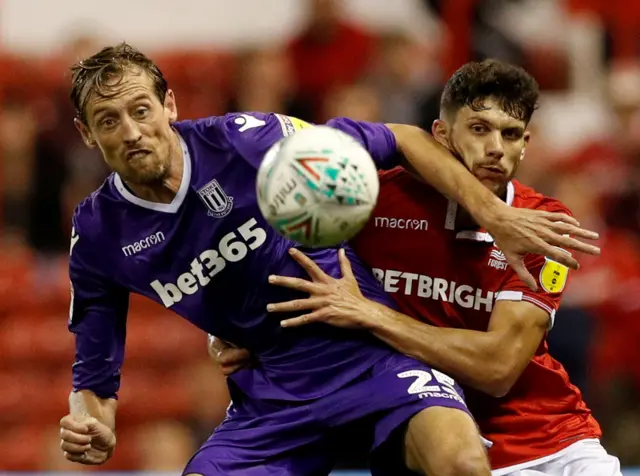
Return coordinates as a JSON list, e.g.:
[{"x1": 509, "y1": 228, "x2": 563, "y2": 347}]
[
  {"x1": 467, "y1": 115, "x2": 524, "y2": 132},
  {"x1": 91, "y1": 93, "x2": 152, "y2": 119}
]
